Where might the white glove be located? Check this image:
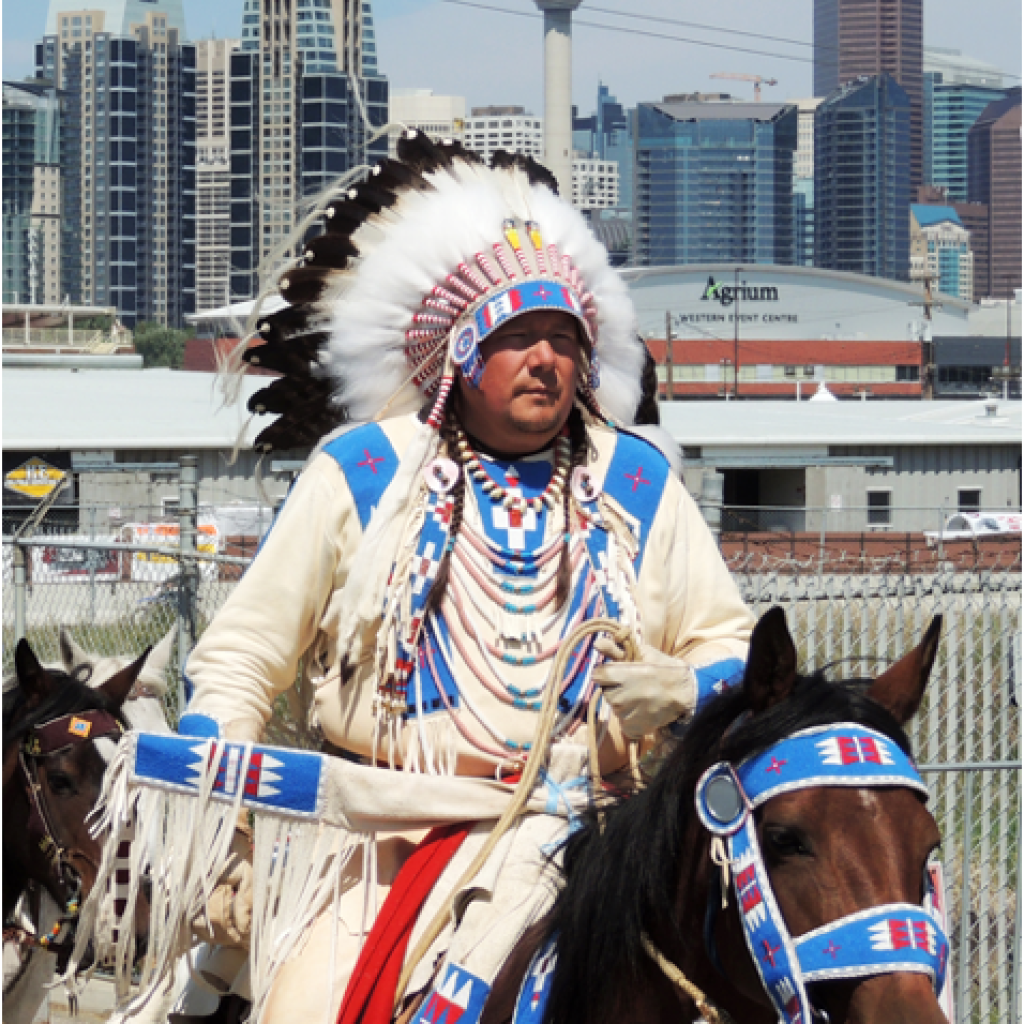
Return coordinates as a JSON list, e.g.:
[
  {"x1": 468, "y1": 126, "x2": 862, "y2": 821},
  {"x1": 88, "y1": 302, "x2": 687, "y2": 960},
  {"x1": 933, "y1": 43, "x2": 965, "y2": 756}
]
[{"x1": 592, "y1": 638, "x2": 696, "y2": 740}]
